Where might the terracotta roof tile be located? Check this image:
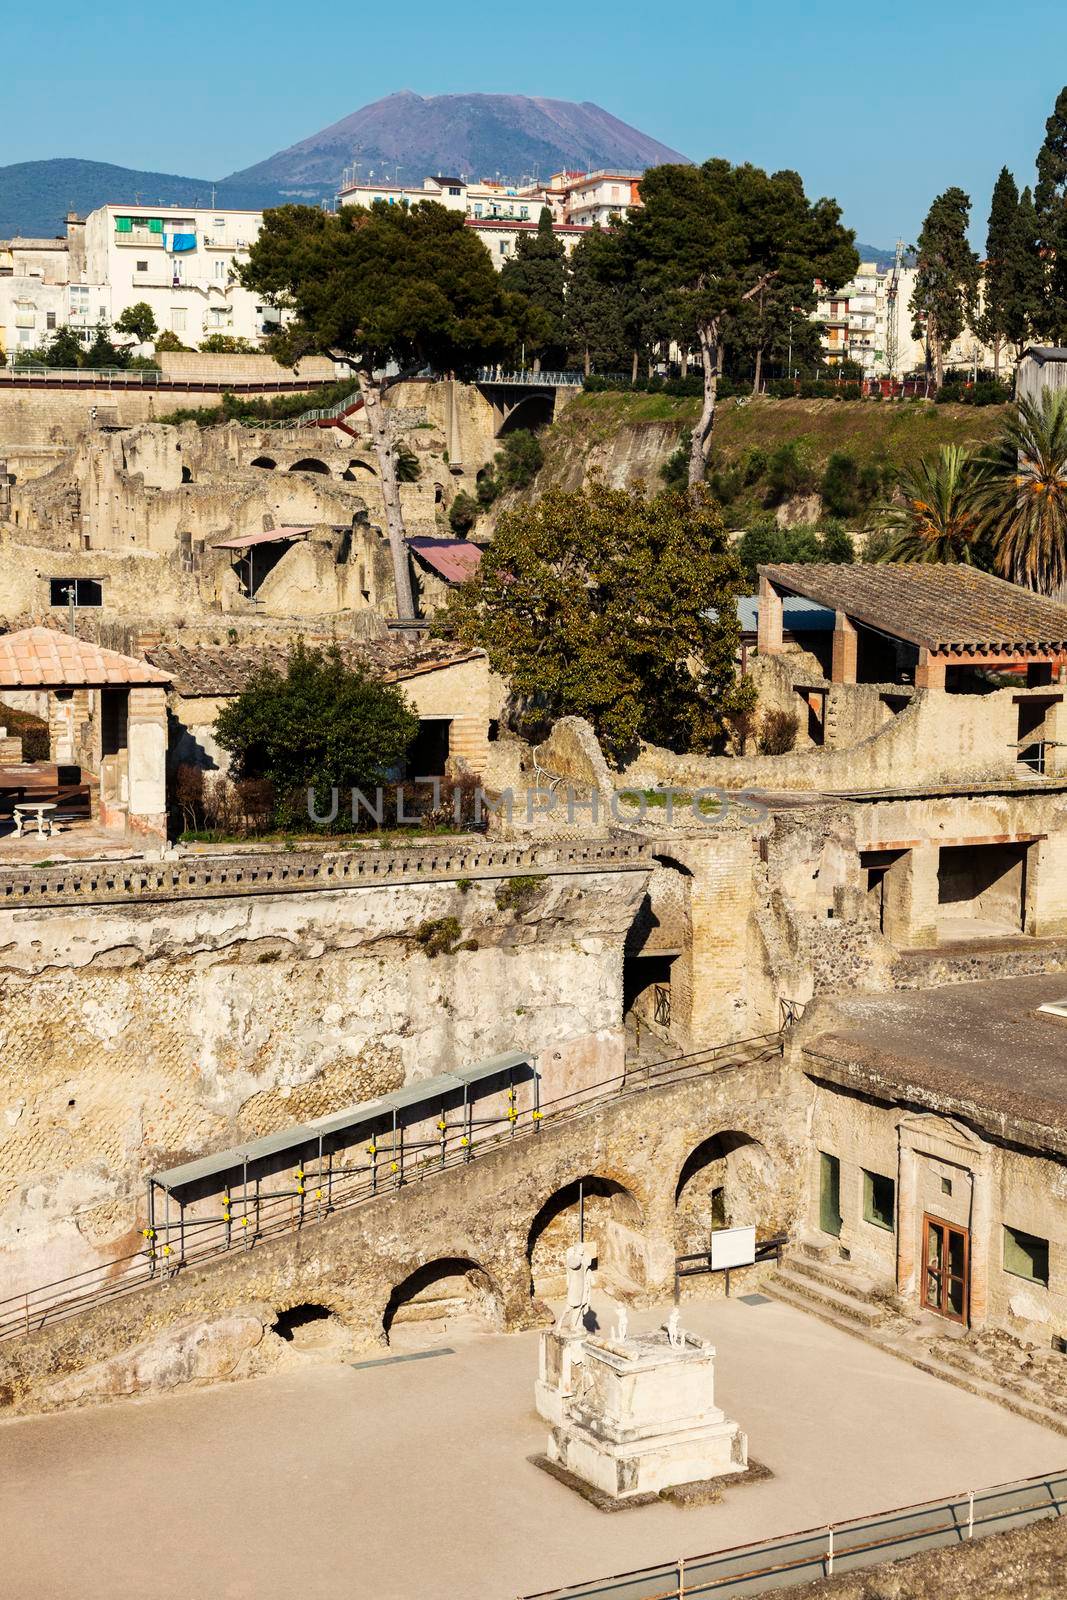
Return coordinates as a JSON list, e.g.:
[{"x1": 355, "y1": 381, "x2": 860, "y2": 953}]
[
  {"x1": 0, "y1": 628, "x2": 171, "y2": 689},
  {"x1": 759, "y1": 563, "x2": 1067, "y2": 654}
]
